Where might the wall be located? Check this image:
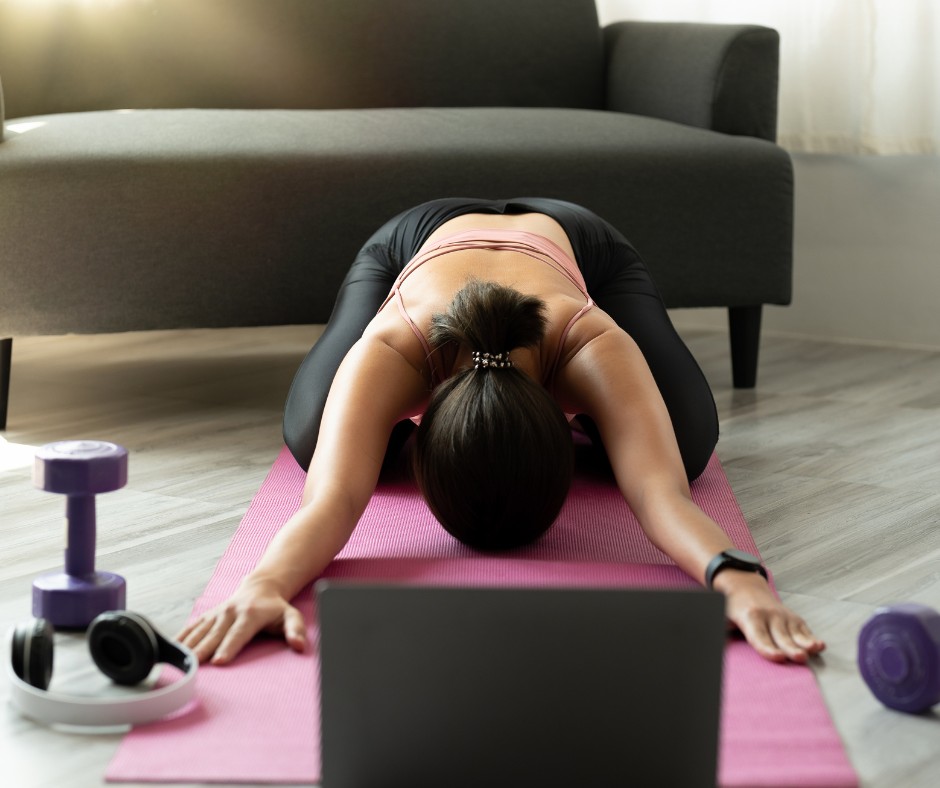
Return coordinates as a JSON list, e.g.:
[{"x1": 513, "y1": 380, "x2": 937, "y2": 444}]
[{"x1": 669, "y1": 154, "x2": 940, "y2": 349}]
